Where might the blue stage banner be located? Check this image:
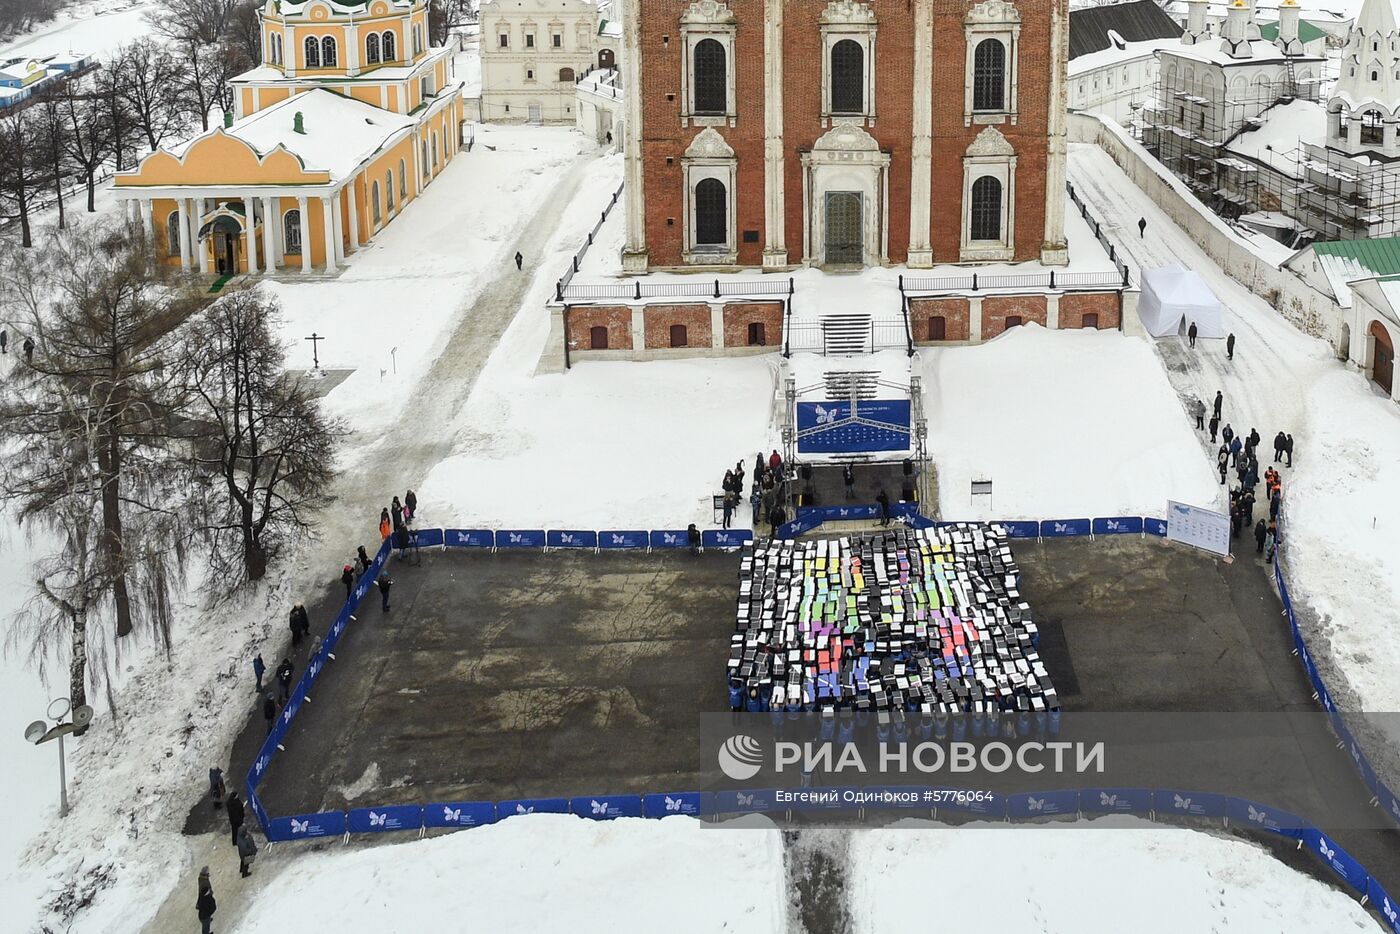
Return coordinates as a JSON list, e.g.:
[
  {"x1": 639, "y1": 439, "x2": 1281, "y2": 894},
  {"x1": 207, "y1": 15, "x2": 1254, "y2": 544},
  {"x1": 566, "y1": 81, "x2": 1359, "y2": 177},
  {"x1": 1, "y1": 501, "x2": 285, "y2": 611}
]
[
  {"x1": 937, "y1": 792, "x2": 1006, "y2": 818},
  {"x1": 246, "y1": 787, "x2": 270, "y2": 829},
  {"x1": 445, "y1": 529, "x2": 495, "y2": 548},
  {"x1": 1153, "y1": 790, "x2": 1228, "y2": 819},
  {"x1": 1040, "y1": 519, "x2": 1091, "y2": 538},
  {"x1": 409, "y1": 528, "x2": 445, "y2": 548},
  {"x1": 905, "y1": 514, "x2": 937, "y2": 530},
  {"x1": 650, "y1": 529, "x2": 690, "y2": 549},
  {"x1": 999, "y1": 520, "x2": 1040, "y2": 539},
  {"x1": 704, "y1": 529, "x2": 753, "y2": 550},
  {"x1": 712, "y1": 789, "x2": 777, "y2": 815},
  {"x1": 1080, "y1": 788, "x2": 1152, "y2": 815},
  {"x1": 795, "y1": 505, "x2": 879, "y2": 521},
  {"x1": 796, "y1": 400, "x2": 912, "y2": 454},
  {"x1": 1369, "y1": 878, "x2": 1400, "y2": 934},
  {"x1": 642, "y1": 792, "x2": 705, "y2": 818},
  {"x1": 496, "y1": 530, "x2": 546, "y2": 549},
  {"x1": 498, "y1": 797, "x2": 569, "y2": 818},
  {"x1": 264, "y1": 810, "x2": 346, "y2": 842},
  {"x1": 1228, "y1": 797, "x2": 1304, "y2": 837},
  {"x1": 778, "y1": 515, "x2": 824, "y2": 539},
  {"x1": 1380, "y1": 785, "x2": 1400, "y2": 828},
  {"x1": 547, "y1": 530, "x2": 597, "y2": 549},
  {"x1": 599, "y1": 530, "x2": 649, "y2": 550},
  {"x1": 423, "y1": 801, "x2": 497, "y2": 829},
  {"x1": 1092, "y1": 516, "x2": 1144, "y2": 536},
  {"x1": 347, "y1": 805, "x2": 423, "y2": 834},
  {"x1": 1302, "y1": 828, "x2": 1369, "y2": 893},
  {"x1": 1008, "y1": 790, "x2": 1079, "y2": 818},
  {"x1": 569, "y1": 795, "x2": 643, "y2": 820},
  {"x1": 1144, "y1": 518, "x2": 1169, "y2": 537}
]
